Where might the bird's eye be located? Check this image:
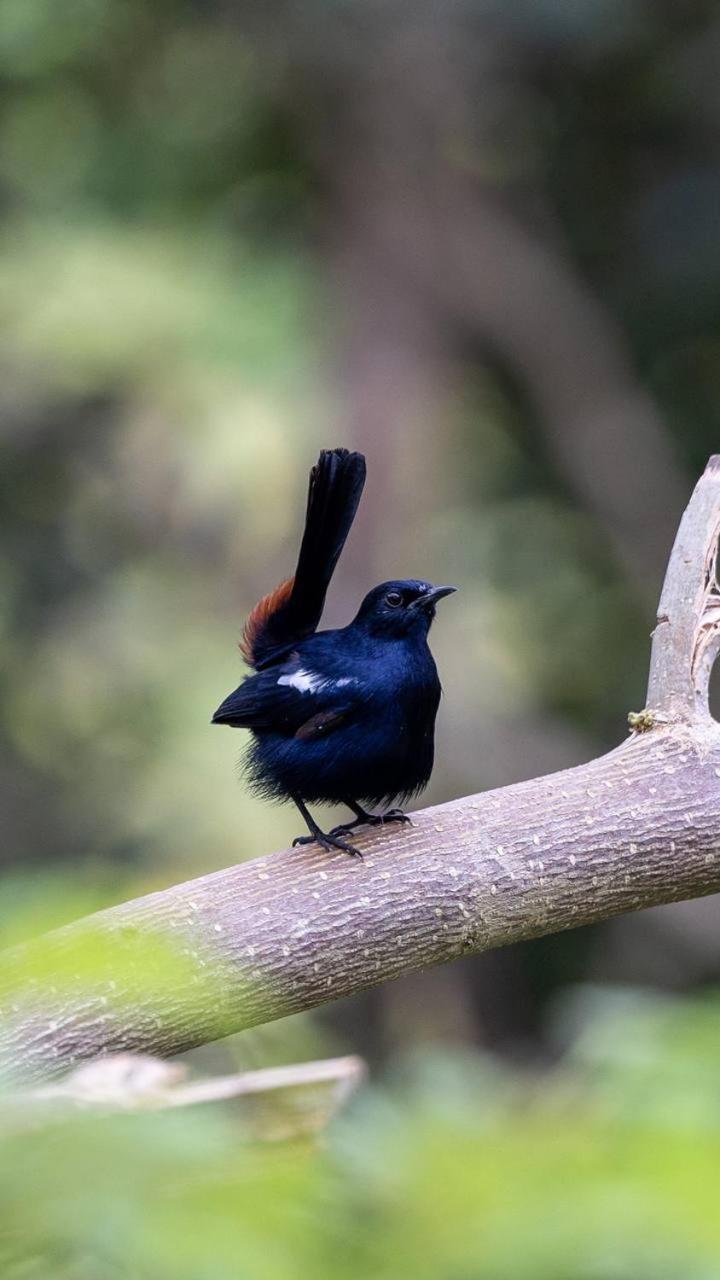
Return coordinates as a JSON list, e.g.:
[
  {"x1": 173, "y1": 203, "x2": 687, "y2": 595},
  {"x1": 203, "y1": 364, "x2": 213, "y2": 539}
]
[{"x1": 385, "y1": 590, "x2": 403, "y2": 608}]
